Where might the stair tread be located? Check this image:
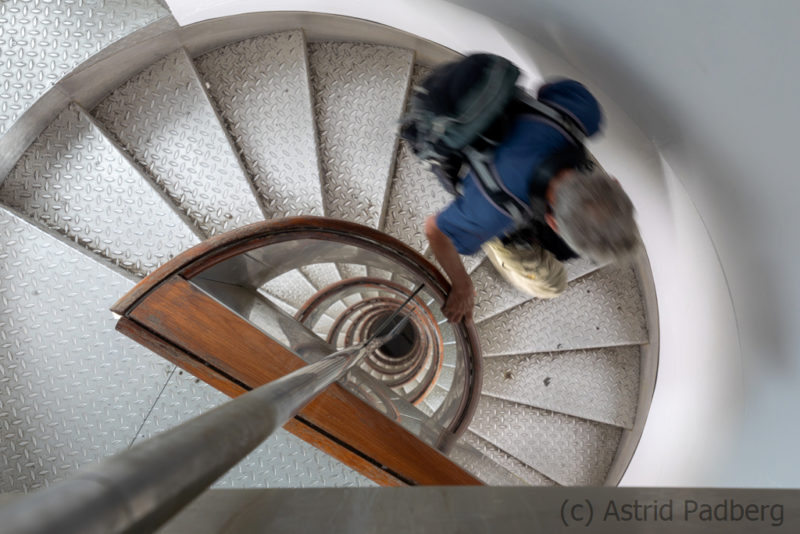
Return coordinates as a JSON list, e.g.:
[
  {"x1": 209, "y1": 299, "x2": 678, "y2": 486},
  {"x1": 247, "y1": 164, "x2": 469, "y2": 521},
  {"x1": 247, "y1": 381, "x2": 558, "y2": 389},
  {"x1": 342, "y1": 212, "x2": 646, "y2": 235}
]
[
  {"x1": 478, "y1": 264, "x2": 648, "y2": 355},
  {"x1": 92, "y1": 50, "x2": 264, "y2": 238},
  {"x1": 0, "y1": 105, "x2": 199, "y2": 277},
  {"x1": 134, "y1": 369, "x2": 374, "y2": 488},
  {"x1": 381, "y1": 65, "x2": 454, "y2": 254},
  {"x1": 262, "y1": 270, "x2": 320, "y2": 312},
  {"x1": 0, "y1": 207, "x2": 175, "y2": 493},
  {"x1": 472, "y1": 256, "x2": 604, "y2": 323},
  {"x1": 470, "y1": 395, "x2": 622, "y2": 486},
  {"x1": 482, "y1": 346, "x2": 641, "y2": 428},
  {"x1": 460, "y1": 431, "x2": 557, "y2": 486},
  {"x1": 194, "y1": 31, "x2": 324, "y2": 218},
  {"x1": 307, "y1": 41, "x2": 413, "y2": 227}
]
